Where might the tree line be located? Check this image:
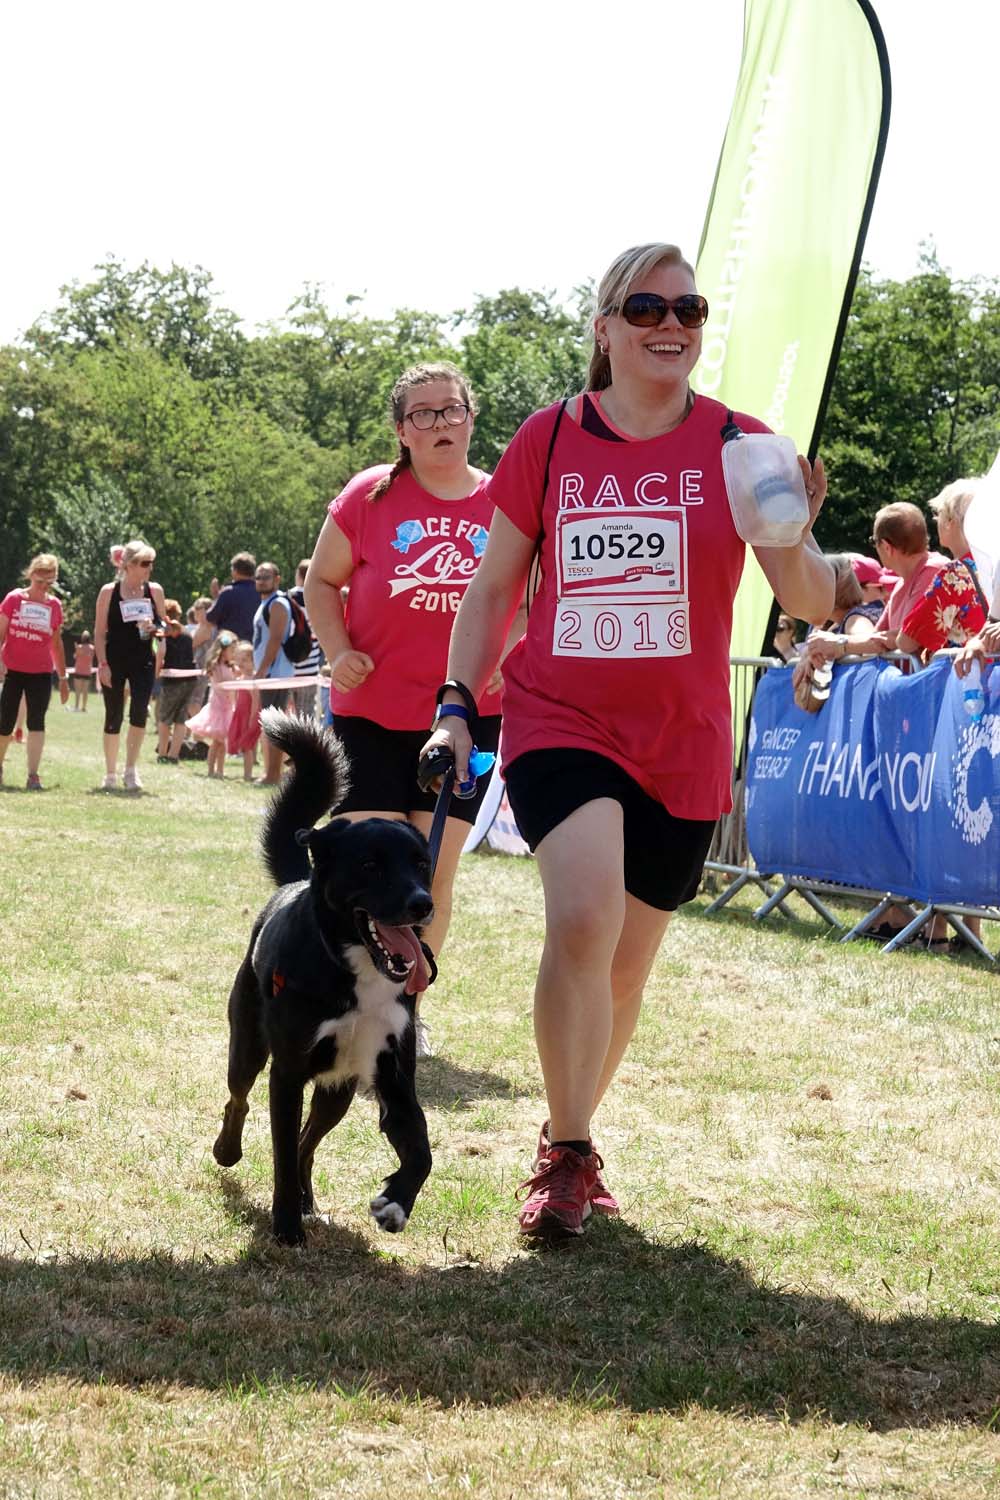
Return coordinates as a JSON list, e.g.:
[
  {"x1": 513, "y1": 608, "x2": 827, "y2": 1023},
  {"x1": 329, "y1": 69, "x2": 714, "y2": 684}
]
[{"x1": 2, "y1": 250, "x2": 998, "y2": 628}]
